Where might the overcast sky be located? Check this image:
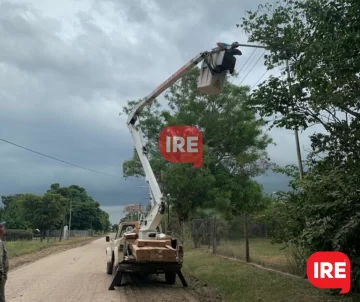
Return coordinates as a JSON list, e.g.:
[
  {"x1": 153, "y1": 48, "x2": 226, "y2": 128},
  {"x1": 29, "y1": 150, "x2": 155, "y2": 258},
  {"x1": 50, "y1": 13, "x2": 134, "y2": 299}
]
[{"x1": 0, "y1": 0, "x2": 323, "y2": 224}]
